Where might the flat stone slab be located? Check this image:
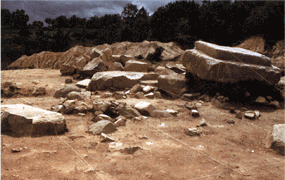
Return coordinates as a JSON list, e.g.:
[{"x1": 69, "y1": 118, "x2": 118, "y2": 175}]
[
  {"x1": 87, "y1": 71, "x2": 153, "y2": 91},
  {"x1": 1, "y1": 104, "x2": 66, "y2": 137},
  {"x1": 182, "y1": 49, "x2": 281, "y2": 84},
  {"x1": 76, "y1": 79, "x2": 91, "y2": 88},
  {"x1": 195, "y1": 40, "x2": 271, "y2": 66},
  {"x1": 140, "y1": 80, "x2": 158, "y2": 86}
]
